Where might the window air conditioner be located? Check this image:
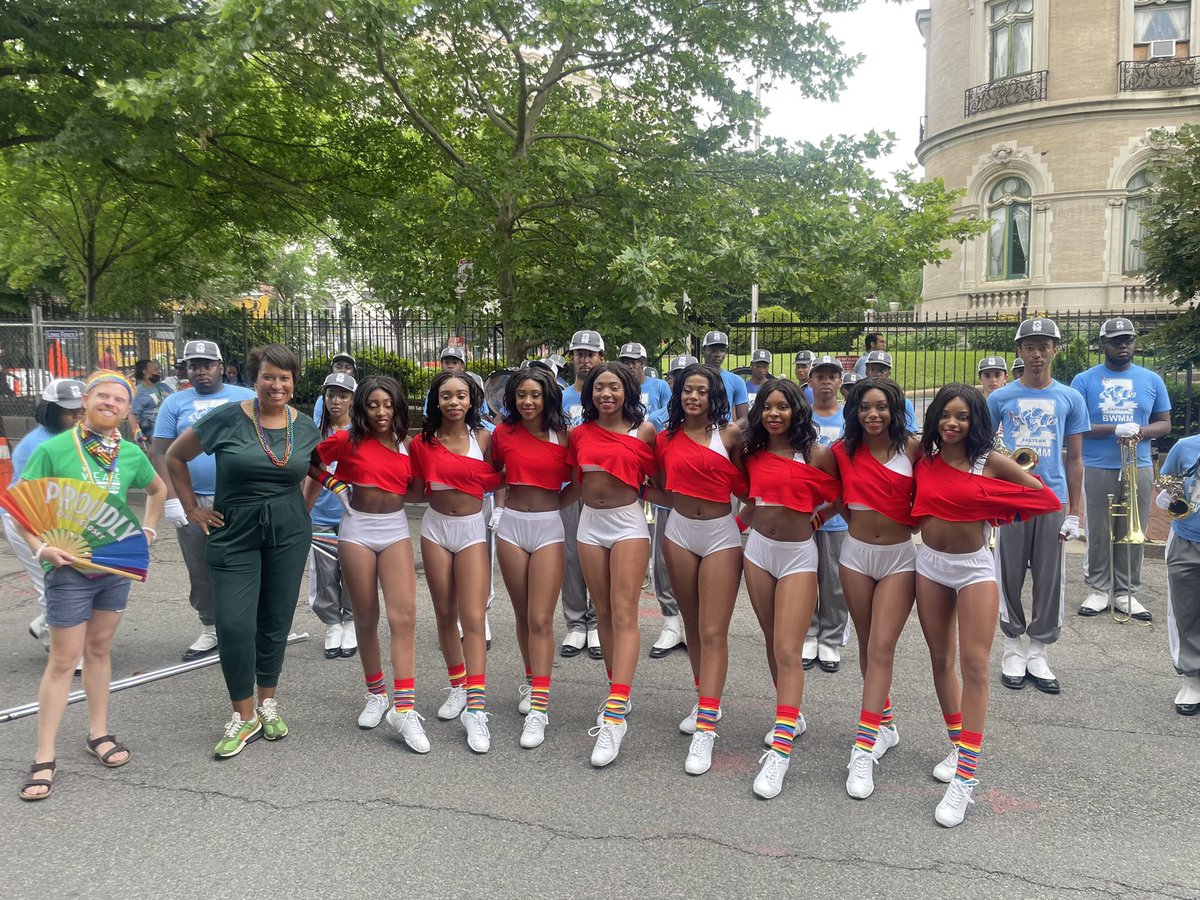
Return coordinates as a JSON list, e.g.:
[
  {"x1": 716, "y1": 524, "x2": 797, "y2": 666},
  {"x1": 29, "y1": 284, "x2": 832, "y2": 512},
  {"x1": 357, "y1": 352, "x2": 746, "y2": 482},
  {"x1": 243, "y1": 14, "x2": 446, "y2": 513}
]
[{"x1": 1149, "y1": 39, "x2": 1177, "y2": 59}]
